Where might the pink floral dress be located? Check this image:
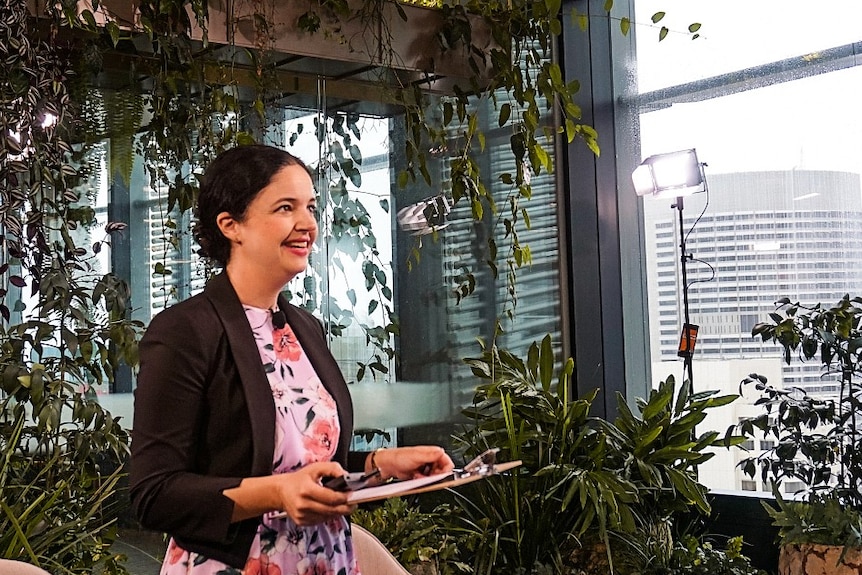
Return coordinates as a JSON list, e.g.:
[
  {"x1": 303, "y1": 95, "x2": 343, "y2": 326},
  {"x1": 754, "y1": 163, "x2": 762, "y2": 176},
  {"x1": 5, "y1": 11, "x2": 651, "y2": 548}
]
[{"x1": 160, "y1": 306, "x2": 360, "y2": 575}]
